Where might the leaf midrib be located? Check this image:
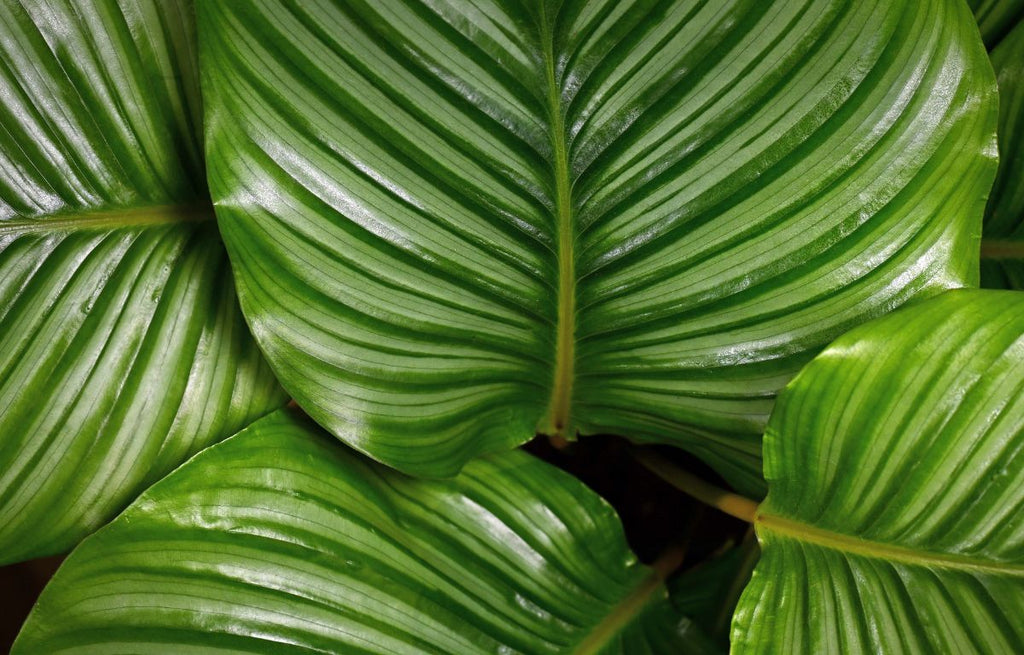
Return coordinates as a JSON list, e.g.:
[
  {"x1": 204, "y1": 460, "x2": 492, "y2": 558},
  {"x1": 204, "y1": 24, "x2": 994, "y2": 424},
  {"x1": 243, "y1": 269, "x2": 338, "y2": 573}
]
[
  {"x1": 541, "y1": 14, "x2": 576, "y2": 439},
  {"x1": 0, "y1": 204, "x2": 215, "y2": 236},
  {"x1": 758, "y1": 512, "x2": 1024, "y2": 576},
  {"x1": 573, "y1": 548, "x2": 682, "y2": 654}
]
